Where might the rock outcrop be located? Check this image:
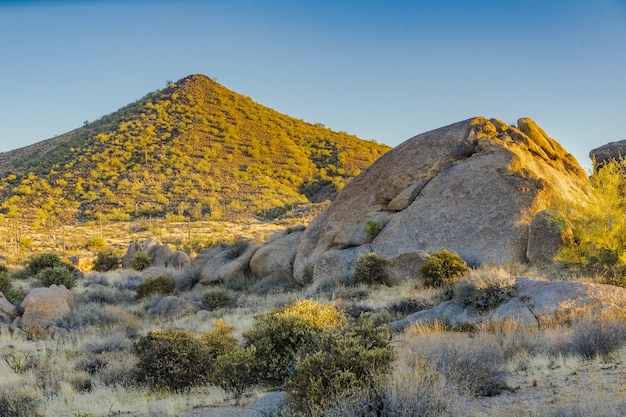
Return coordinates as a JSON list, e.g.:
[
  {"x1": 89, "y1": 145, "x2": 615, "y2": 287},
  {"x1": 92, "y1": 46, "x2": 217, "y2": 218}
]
[
  {"x1": 121, "y1": 238, "x2": 191, "y2": 269},
  {"x1": 191, "y1": 241, "x2": 259, "y2": 285},
  {"x1": 250, "y1": 226, "x2": 304, "y2": 281},
  {"x1": 391, "y1": 277, "x2": 626, "y2": 331},
  {"x1": 0, "y1": 293, "x2": 19, "y2": 324},
  {"x1": 590, "y1": 140, "x2": 626, "y2": 165},
  {"x1": 18, "y1": 285, "x2": 73, "y2": 330},
  {"x1": 294, "y1": 117, "x2": 589, "y2": 283}
]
